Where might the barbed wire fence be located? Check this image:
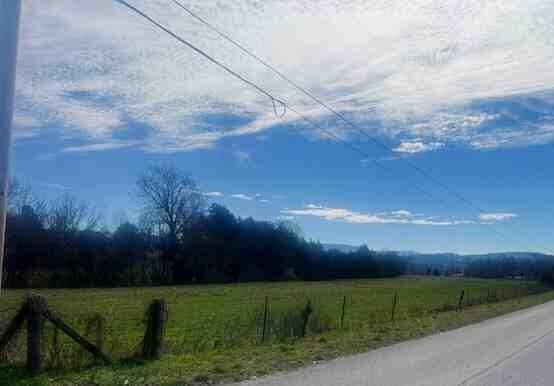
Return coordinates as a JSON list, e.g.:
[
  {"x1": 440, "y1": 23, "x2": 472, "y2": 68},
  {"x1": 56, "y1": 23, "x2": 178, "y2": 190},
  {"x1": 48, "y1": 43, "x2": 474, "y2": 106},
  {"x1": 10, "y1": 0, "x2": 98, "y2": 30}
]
[{"x1": 0, "y1": 282, "x2": 549, "y2": 372}]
